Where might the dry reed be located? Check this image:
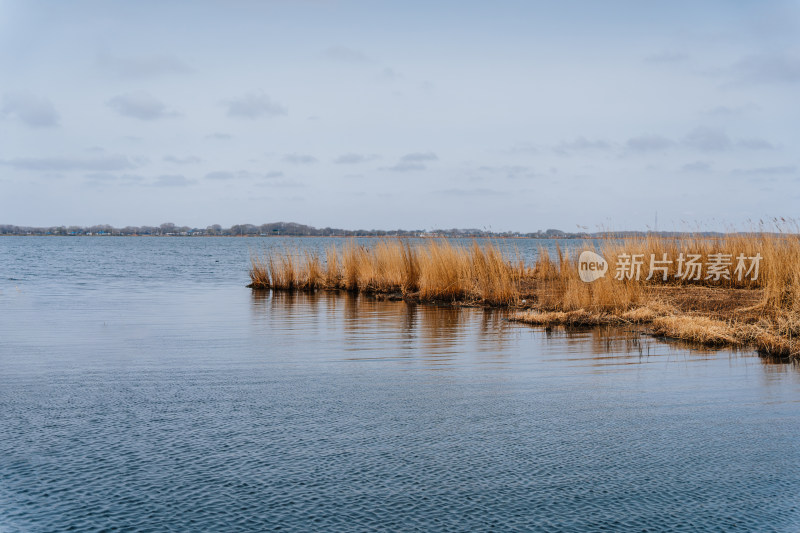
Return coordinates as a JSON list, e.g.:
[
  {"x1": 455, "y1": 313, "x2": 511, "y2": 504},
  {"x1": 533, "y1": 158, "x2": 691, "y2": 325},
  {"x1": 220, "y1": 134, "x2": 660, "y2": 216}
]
[
  {"x1": 249, "y1": 233, "x2": 800, "y2": 359},
  {"x1": 250, "y1": 239, "x2": 523, "y2": 305}
]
